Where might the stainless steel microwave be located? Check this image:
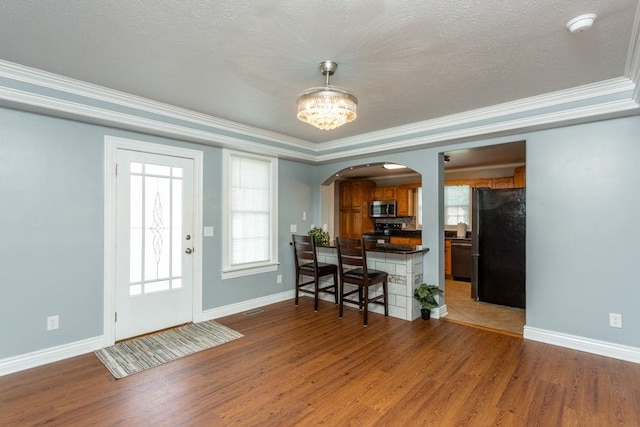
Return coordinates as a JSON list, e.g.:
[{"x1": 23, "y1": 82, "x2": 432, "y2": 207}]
[{"x1": 370, "y1": 200, "x2": 397, "y2": 218}]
